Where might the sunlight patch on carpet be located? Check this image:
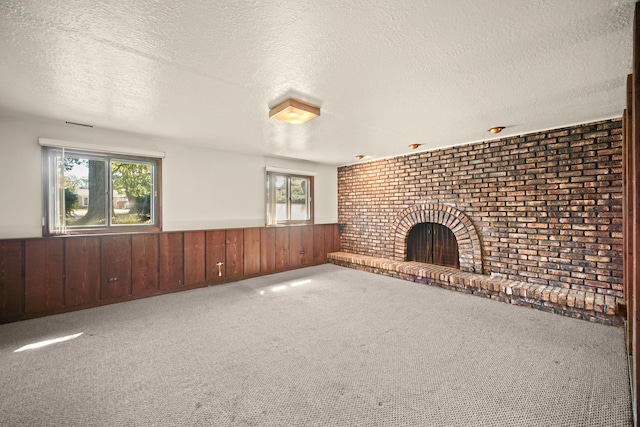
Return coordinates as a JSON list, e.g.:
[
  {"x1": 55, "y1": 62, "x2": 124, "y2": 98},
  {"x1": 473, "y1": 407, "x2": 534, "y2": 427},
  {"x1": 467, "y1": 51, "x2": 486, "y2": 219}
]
[
  {"x1": 259, "y1": 279, "x2": 313, "y2": 295},
  {"x1": 14, "y1": 333, "x2": 83, "y2": 352}
]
